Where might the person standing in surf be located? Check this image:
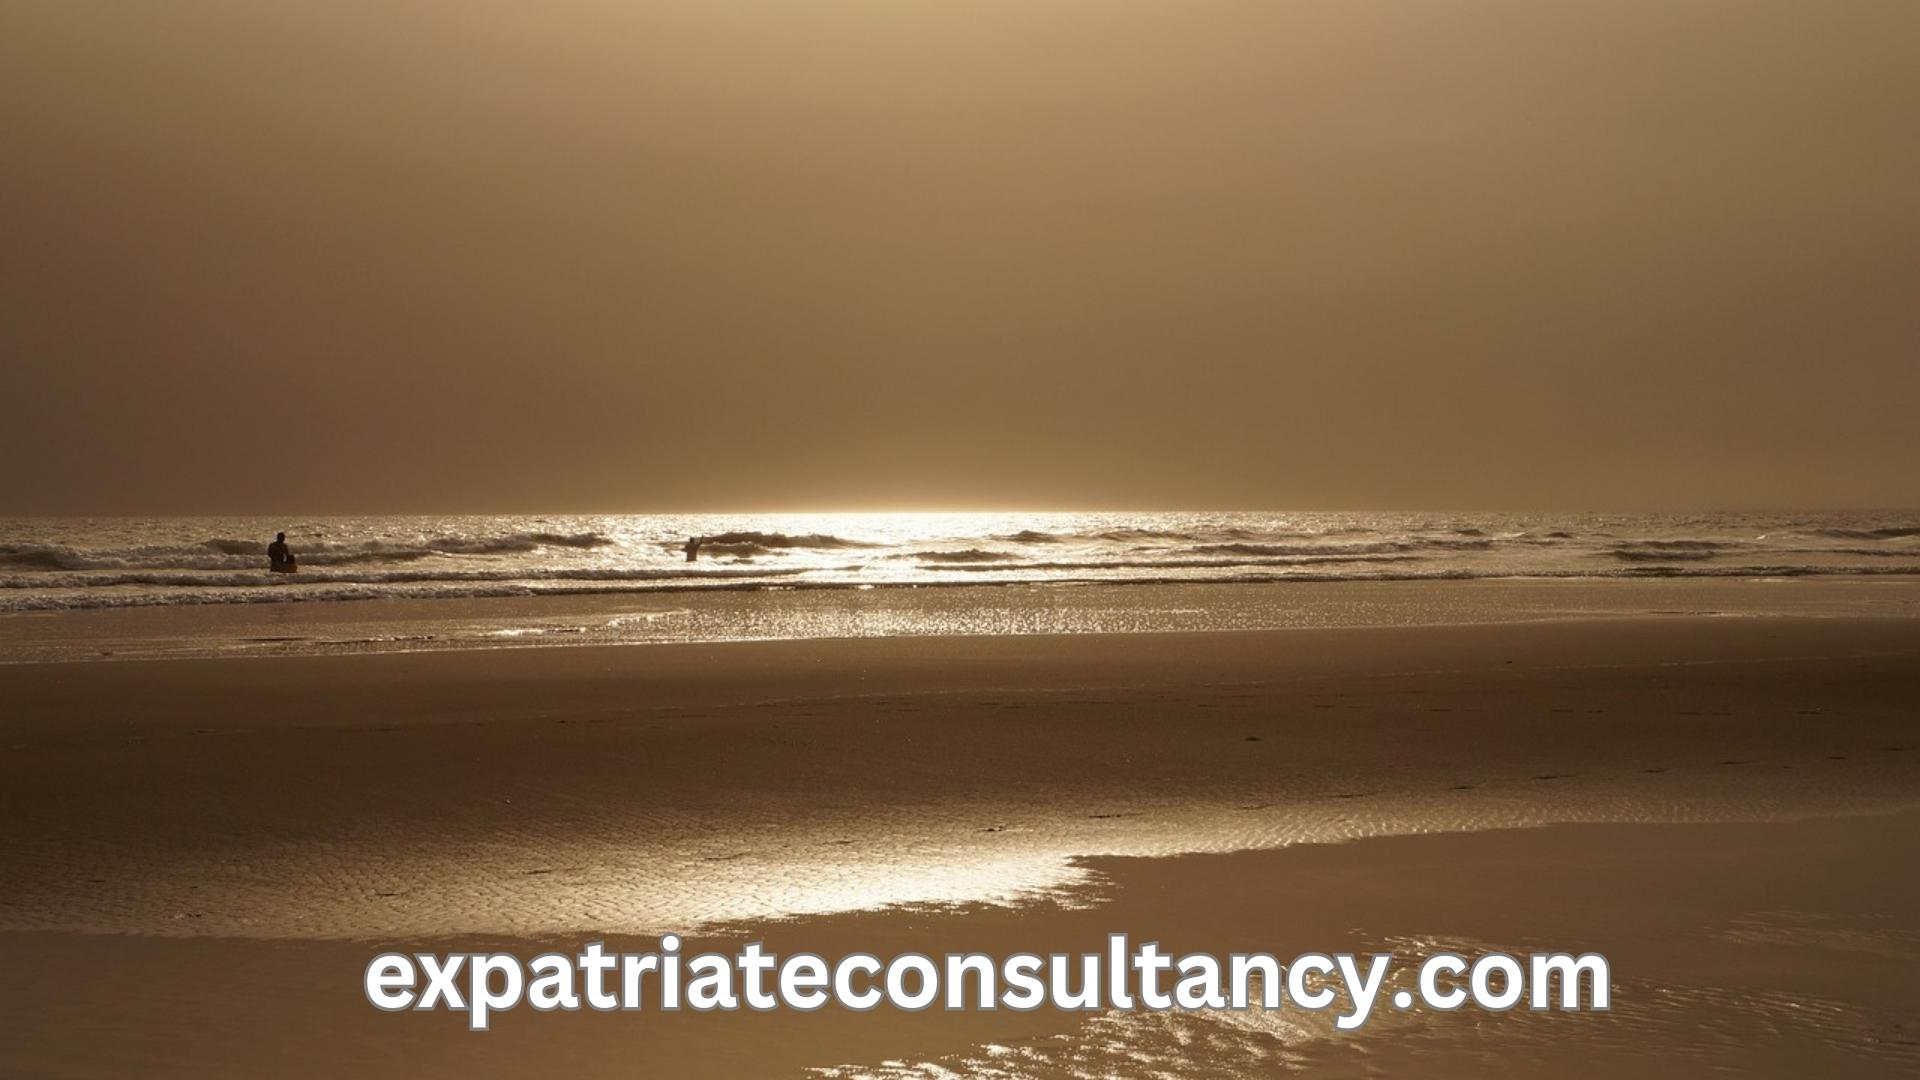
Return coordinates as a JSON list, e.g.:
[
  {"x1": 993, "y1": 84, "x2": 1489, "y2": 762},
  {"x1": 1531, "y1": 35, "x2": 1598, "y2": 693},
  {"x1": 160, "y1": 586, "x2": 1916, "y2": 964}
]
[{"x1": 268, "y1": 532, "x2": 297, "y2": 572}]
